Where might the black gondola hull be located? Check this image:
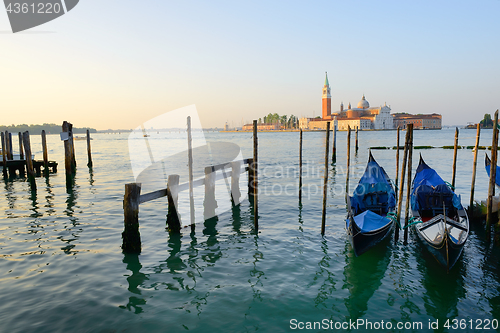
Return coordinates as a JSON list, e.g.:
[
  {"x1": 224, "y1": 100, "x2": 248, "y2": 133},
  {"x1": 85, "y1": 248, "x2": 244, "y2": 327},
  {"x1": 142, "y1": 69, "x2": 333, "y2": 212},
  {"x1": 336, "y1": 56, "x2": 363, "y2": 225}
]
[{"x1": 347, "y1": 217, "x2": 394, "y2": 257}]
